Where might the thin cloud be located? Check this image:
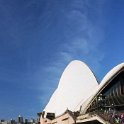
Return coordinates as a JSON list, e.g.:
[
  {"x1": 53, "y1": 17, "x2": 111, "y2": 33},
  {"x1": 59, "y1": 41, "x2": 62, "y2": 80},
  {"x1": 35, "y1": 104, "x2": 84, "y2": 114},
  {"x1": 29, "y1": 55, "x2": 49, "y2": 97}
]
[
  {"x1": 44, "y1": 0, "x2": 105, "y2": 76},
  {"x1": 38, "y1": 0, "x2": 106, "y2": 110}
]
